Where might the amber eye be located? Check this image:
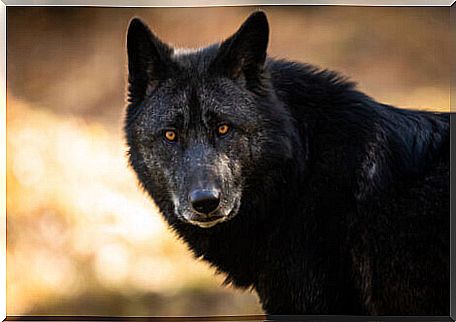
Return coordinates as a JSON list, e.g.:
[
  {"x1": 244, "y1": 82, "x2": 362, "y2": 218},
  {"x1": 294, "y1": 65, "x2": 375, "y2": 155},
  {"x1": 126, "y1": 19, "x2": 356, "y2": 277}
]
[
  {"x1": 164, "y1": 130, "x2": 177, "y2": 142},
  {"x1": 217, "y1": 124, "x2": 230, "y2": 136}
]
